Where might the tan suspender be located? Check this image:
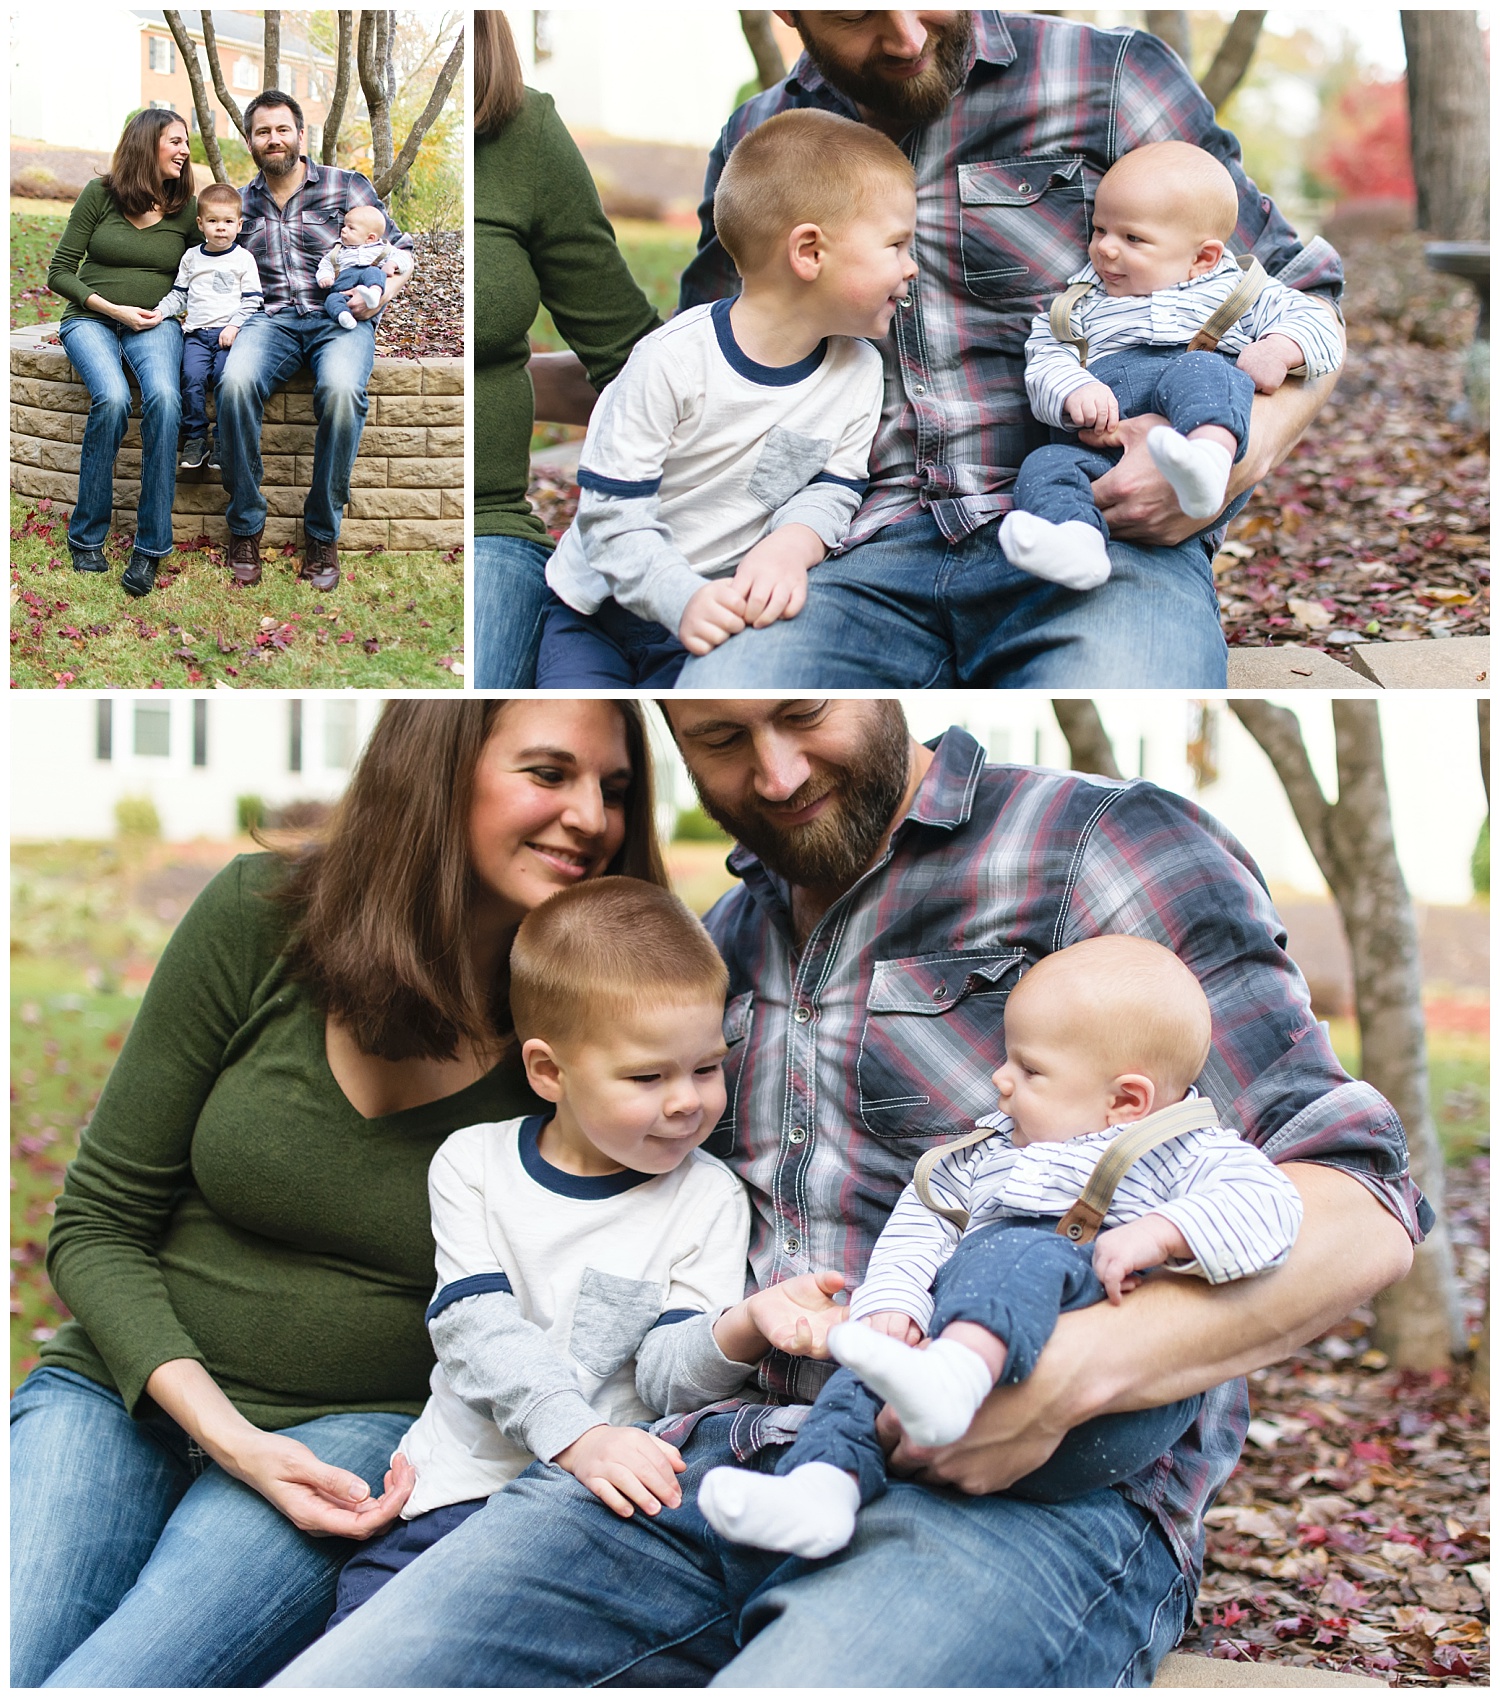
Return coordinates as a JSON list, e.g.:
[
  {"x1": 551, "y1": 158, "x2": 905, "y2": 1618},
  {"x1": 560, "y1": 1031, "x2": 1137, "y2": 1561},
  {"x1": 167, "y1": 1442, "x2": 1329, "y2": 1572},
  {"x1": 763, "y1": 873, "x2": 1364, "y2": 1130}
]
[{"x1": 912, "y1": 1096, "x2": 1222, "y2": 1240}]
